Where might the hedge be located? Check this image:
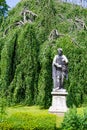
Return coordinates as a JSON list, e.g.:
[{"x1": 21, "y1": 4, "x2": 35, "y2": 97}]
[
  {"x1": 0, "y1": 112, "x2": 56, "y2": 130},
  {"x1": 61, "y1": 107, "x2": 87, "y2": 130}
]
